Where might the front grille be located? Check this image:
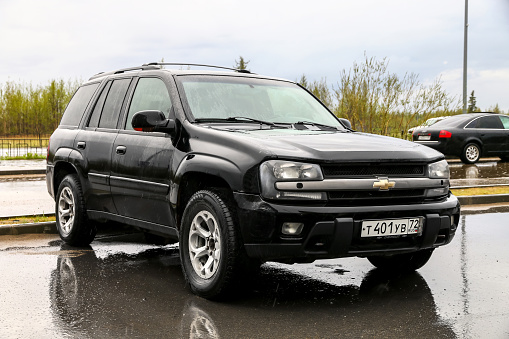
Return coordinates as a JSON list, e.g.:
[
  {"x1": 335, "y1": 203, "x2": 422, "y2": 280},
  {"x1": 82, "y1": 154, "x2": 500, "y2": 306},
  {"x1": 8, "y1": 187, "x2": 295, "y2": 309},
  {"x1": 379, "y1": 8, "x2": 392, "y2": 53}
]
[
  {"x1": 328, "y1": 189, "x2": 428, "y2": 206},
  {"x1": 328, "y1": 189, "x2": 425, "y2": 200},
  {"x1": 322, "y1": 164, "x2": 425, "y2": 178}
]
